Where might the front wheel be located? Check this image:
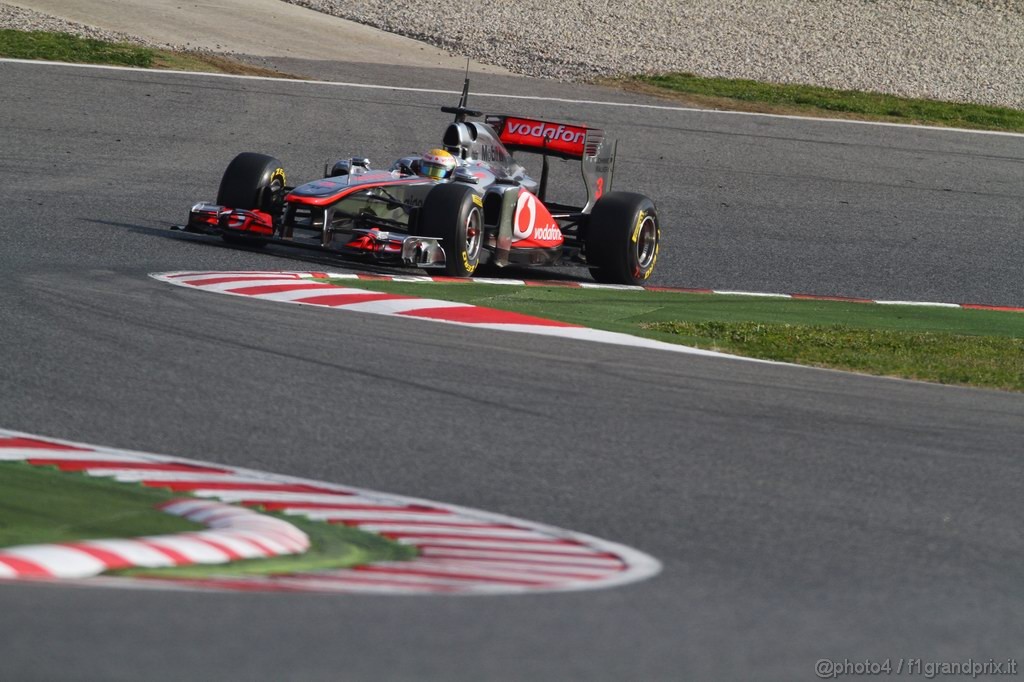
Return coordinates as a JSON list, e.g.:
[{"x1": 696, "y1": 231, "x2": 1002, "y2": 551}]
[
  {"x1": 416, "y1": 183, "x2": 484, "y2": 278},
  {"x1": 216, "y1": 152, "x2": 287, "y2": 248},
  {"x1": 586, "y1": 192, "x2": 660, "y2": 285}
]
